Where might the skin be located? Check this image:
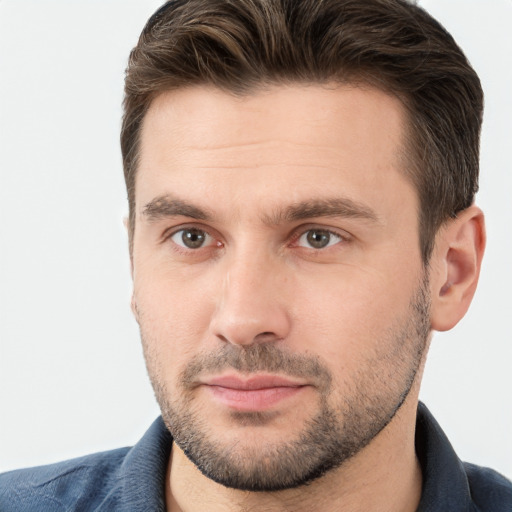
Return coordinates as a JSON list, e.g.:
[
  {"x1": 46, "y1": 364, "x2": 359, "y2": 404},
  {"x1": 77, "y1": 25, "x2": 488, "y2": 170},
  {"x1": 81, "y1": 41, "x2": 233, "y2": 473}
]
[{"x1": 130, "y1": 84, "x2": 485, "y2": 511}]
